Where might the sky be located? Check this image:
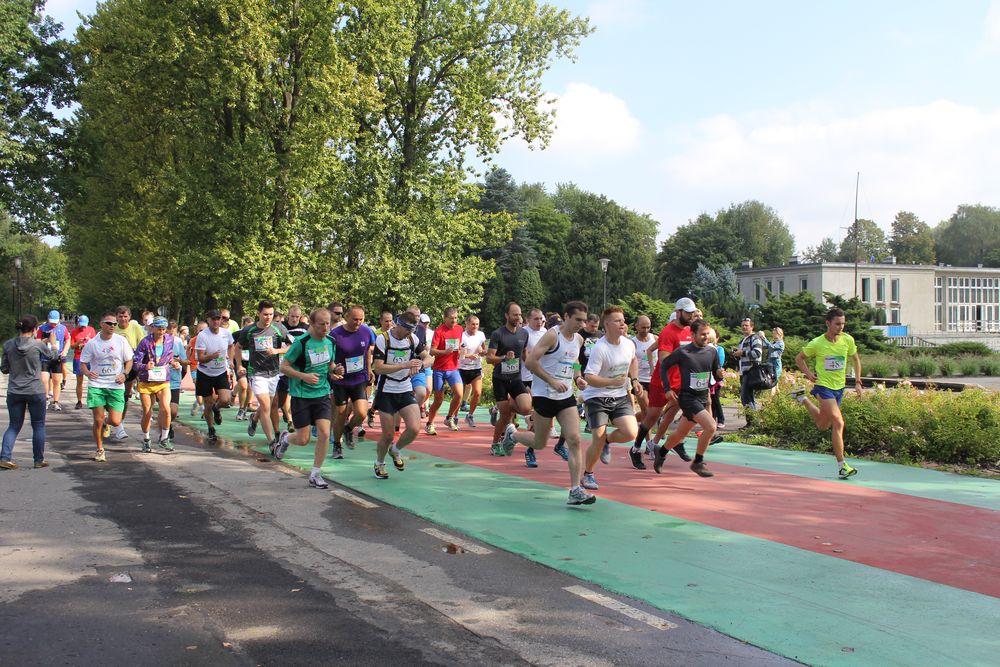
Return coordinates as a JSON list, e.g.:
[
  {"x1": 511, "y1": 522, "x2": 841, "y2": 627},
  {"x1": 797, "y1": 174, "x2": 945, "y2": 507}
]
[{"x1": 46, "y1": 0, "x2": 1000, "y2": 252}]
